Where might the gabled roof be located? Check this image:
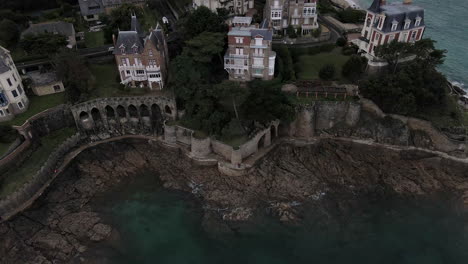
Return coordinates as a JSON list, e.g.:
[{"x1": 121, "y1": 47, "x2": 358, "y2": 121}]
[
  {"x1": 102, "y1": 0, "x2": 145, "y2": 7},
  {"x1": 113, "y1": 31, "x2": 144, "y2": 55},
  {"x1": 251, "y1": 29, "x2": 273, "y2": 41},
  {"x1": 147, "y1": 25, "x2": 166, "y2": 51},
  {"x1": 22, "y1": 21, "x2": 75, "y2": 38},
  {"x1": 78, "y1": 0, "x2": 104, "y2": 16}
]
